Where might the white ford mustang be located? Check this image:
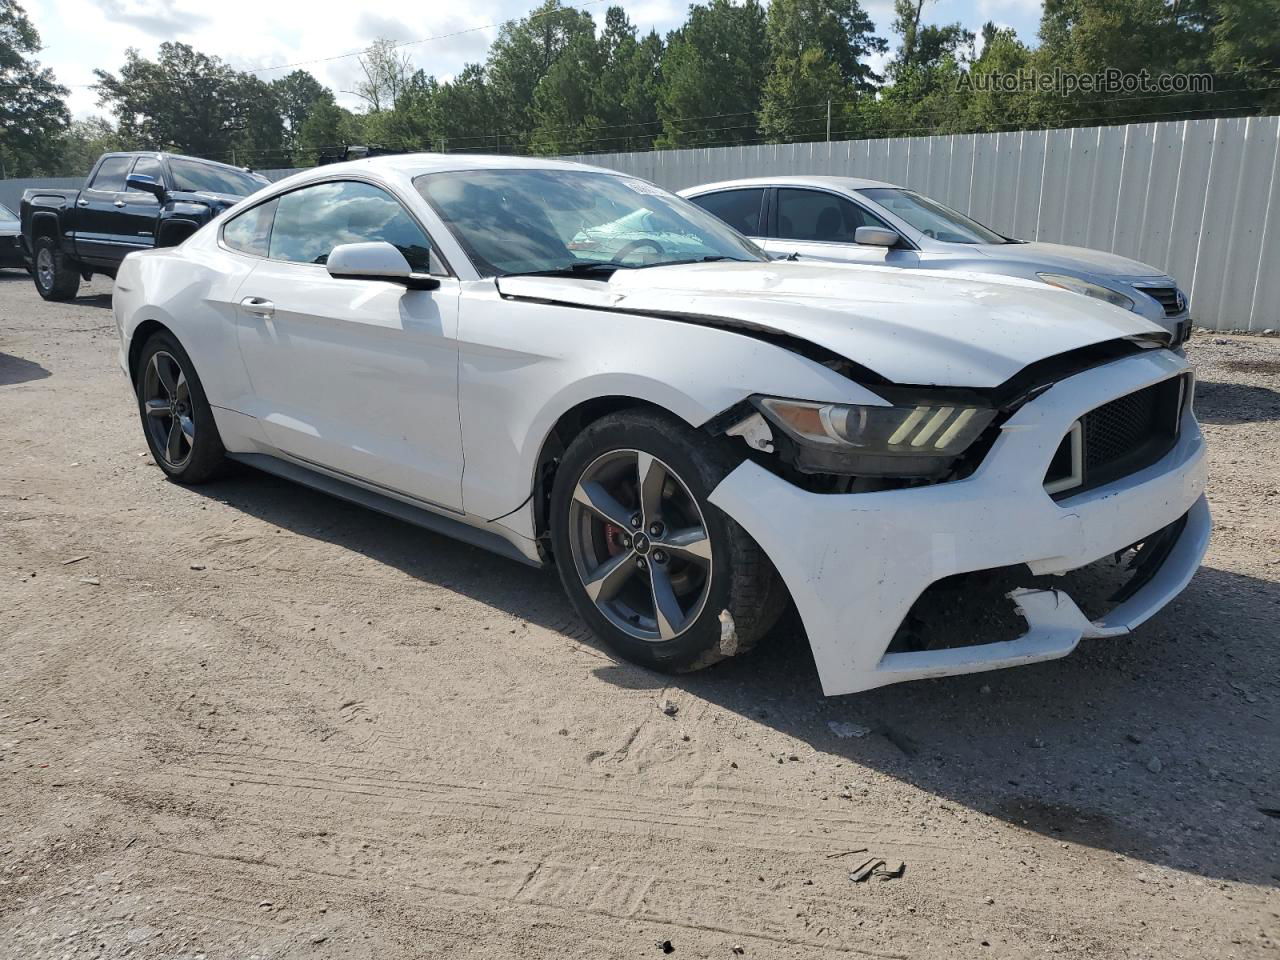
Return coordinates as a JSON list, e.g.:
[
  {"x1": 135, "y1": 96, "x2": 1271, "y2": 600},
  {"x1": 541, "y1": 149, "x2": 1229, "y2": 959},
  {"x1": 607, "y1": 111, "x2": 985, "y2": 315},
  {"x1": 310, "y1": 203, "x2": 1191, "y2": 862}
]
[{"x1": 112, "y1": 155, "x2": 1210, "y2": 695}]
